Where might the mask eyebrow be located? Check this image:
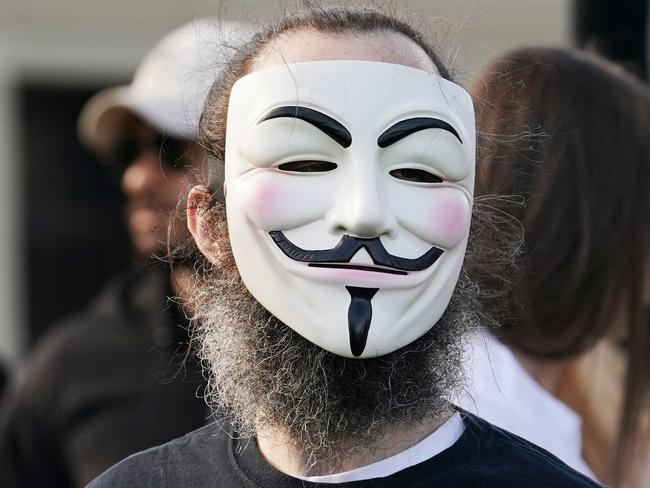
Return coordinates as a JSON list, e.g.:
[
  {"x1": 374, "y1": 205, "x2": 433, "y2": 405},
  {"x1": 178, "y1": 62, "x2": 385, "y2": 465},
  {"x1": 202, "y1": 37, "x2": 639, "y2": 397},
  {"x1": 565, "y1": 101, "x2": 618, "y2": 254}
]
[
  {"x1": 377, "y1": 117, "x2": 462, "y2": 148},
  {"x1": 258, "y1": 105, "x2": 352, "y2": 148}
]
